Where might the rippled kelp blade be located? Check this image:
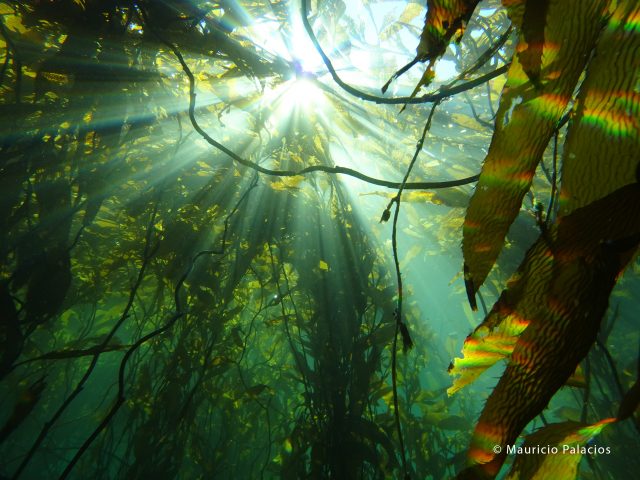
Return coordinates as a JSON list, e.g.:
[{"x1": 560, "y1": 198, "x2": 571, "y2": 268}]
[
  {"x1": 456, "y1": 181, "x2": 640, "y2": 479},
  {"x1": 558, "y1": 0, "x2": 640, "y2": 216},
  {"x1": 462, "y1": 0, "x2": 611, "y2": 297}
]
